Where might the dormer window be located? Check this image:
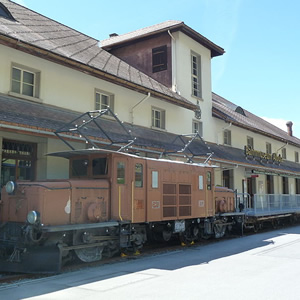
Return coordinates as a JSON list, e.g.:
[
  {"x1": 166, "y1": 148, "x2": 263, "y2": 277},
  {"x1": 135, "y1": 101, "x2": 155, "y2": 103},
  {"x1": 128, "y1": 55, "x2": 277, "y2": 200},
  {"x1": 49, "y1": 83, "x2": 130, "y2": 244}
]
[
  {"x1": 235, "y1": 106, "x2": 246, "y2": 116},
  {"x1": 0, "y1": 3, "x2": 15, "y2": 21}
]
